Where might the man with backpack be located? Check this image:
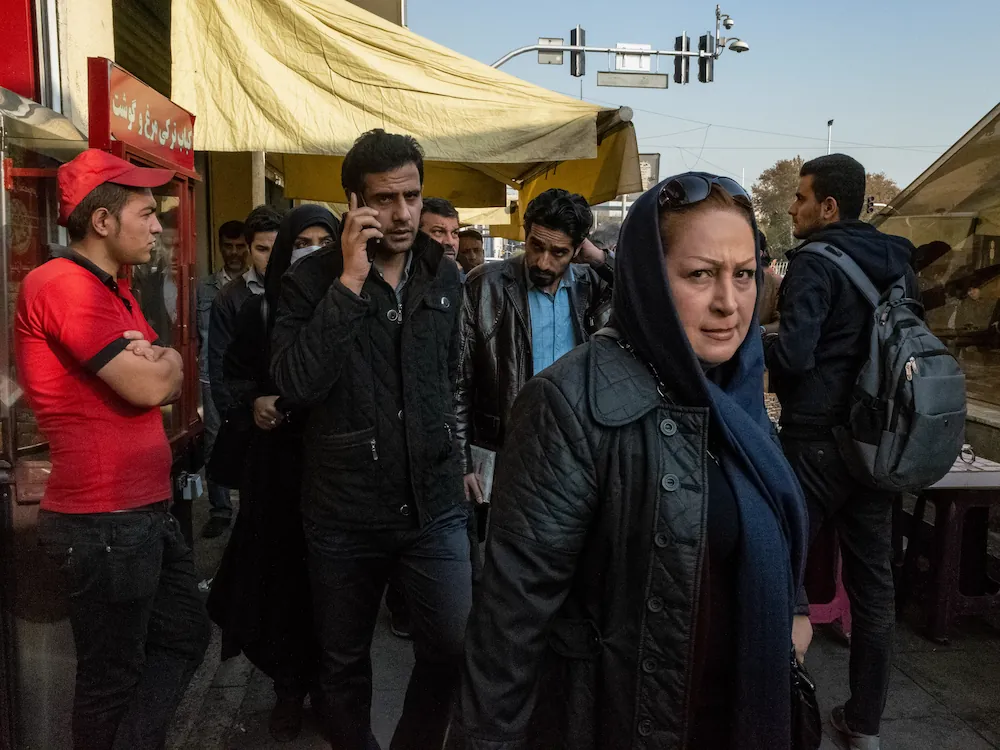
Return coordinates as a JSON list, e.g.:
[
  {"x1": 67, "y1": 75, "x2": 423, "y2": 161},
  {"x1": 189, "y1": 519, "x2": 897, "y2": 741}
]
[{"x1": 764, "y1": 154, "x2": 919, "y2": 750}]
